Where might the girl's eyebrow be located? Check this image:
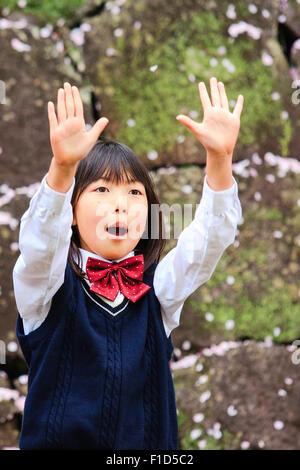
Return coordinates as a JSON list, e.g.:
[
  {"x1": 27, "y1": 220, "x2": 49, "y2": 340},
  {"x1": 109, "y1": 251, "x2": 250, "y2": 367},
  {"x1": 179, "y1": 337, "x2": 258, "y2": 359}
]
[
  {"x1": 91, "y1": 176, "x2": 143, "y2": 187},
  {"x1": 98, "y1": 176, "x2": 113, "y2": 182}
]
